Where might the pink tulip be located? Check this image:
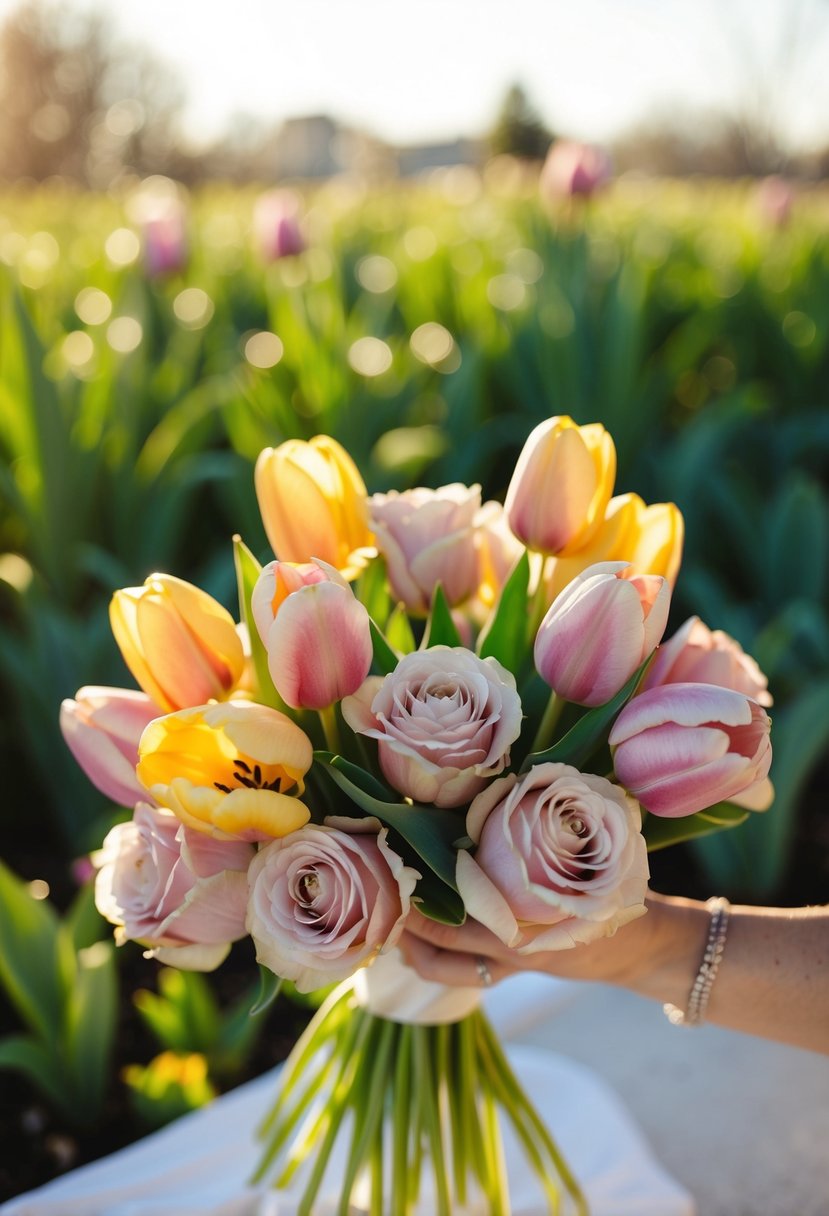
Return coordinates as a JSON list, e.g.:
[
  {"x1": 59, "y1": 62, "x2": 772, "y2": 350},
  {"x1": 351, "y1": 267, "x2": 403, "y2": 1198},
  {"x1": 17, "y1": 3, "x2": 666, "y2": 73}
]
[
  {"x1": 755, "y1": 176, "x2": 794, "y2": 229},
  {"x1": 141, "y1": 198, "x2": 188, "y2": 277},
  {"x1": 643, "y1": 616, "x2": 772, "y2": 707},
  {"x1": 534, "y1": 561, "x2": 671, "y2": 706},
  {"x1": 253, "y1": 189, "x2": 306, "y2": 260},
  {"x1": 252, "y1": 559, "x2": 372, "y2": 710},
  {"x1": 609, "y1": 683, "x2": 772, "y2": 818},
  {"x1": 60, "y1": 685, "x2": 160, "y2": 806},
  {"x1": 368, "y1": 483, "x2": 481, "y2": 614},
  {"x1": 540, "y1": 140, "x2": 612, "y2": 201}
]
